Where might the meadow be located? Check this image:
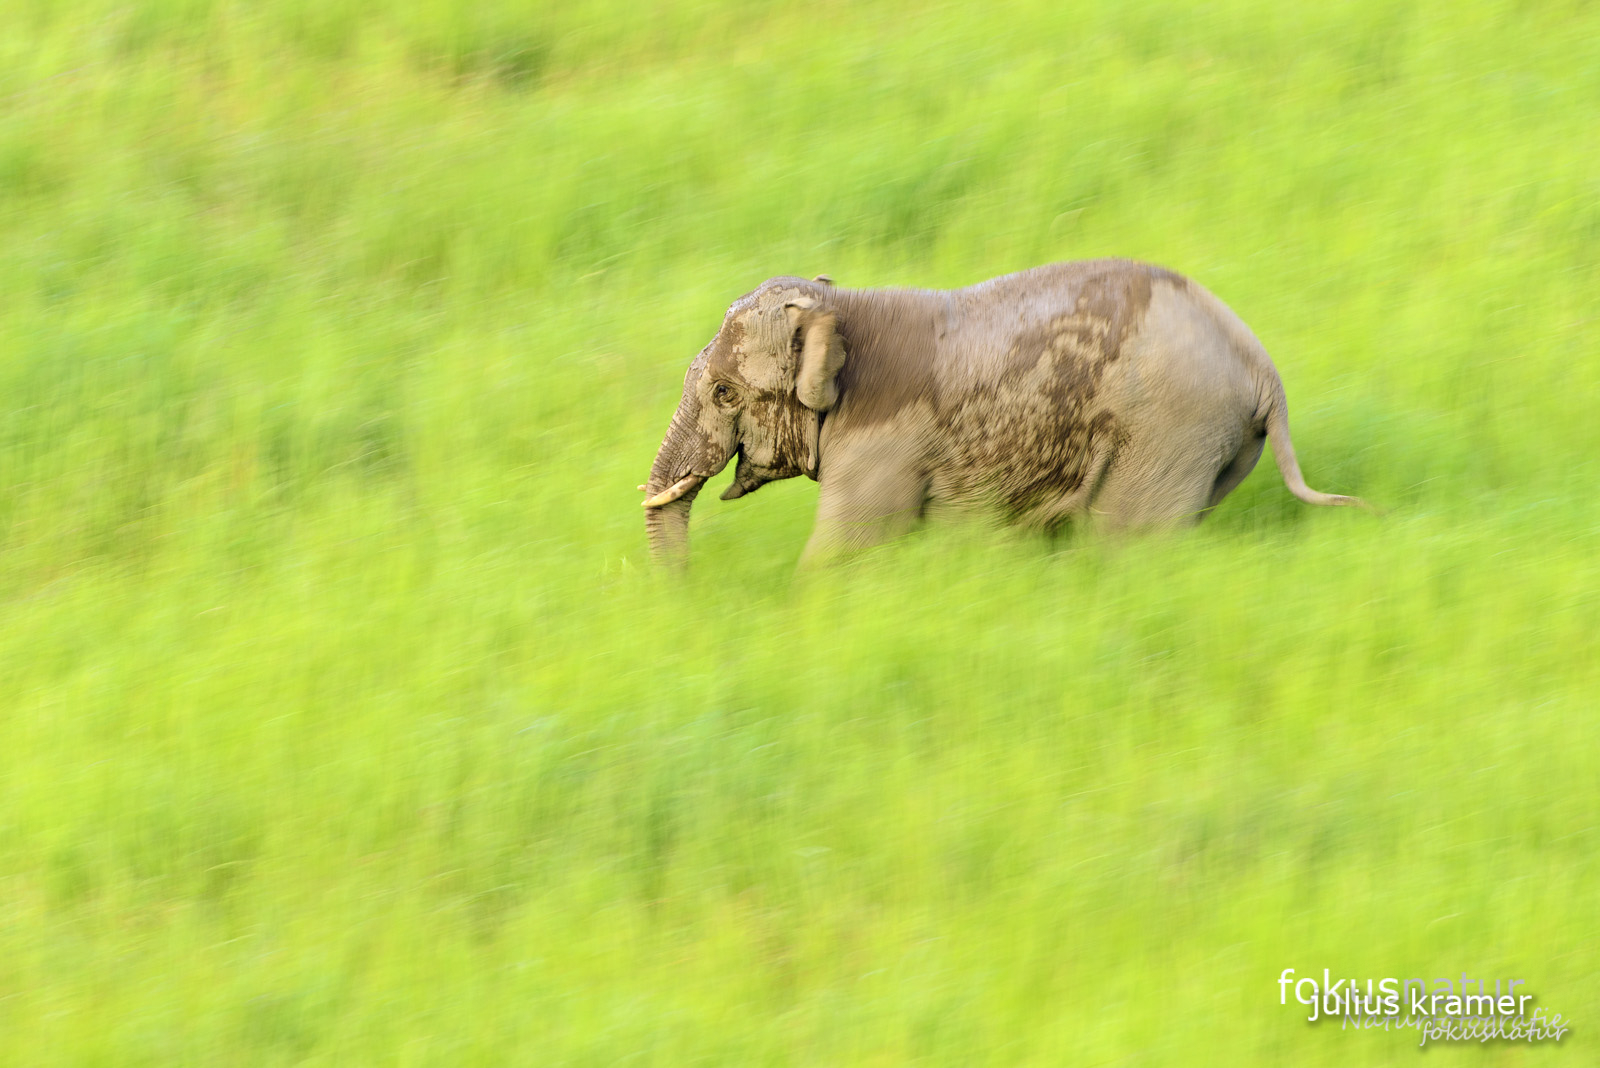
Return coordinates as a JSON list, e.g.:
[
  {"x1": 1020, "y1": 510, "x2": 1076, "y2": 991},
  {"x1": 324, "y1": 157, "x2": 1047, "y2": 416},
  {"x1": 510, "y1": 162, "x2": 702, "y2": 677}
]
[{"x1": 1, "y1": 0, "x2": 1597, "y2": 1063}]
